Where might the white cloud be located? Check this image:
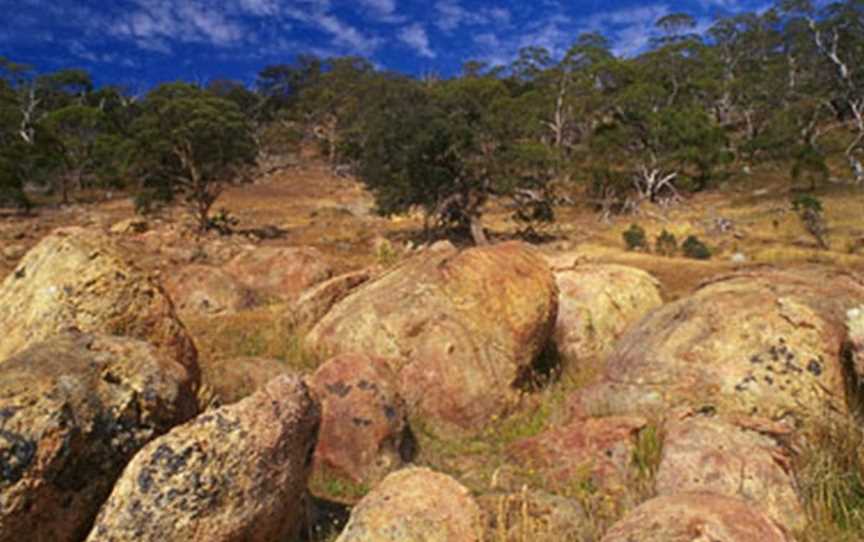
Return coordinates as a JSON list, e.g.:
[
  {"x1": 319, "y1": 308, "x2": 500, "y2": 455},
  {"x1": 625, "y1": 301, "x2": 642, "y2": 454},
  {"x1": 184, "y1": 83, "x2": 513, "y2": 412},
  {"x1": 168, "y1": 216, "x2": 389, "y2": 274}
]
[
  {"x1": 434, "y1": 0, "x2": 512, "y2": 32},
  {"x1": 399, "y1": 23, "x2": 435, "y2": 58}
]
